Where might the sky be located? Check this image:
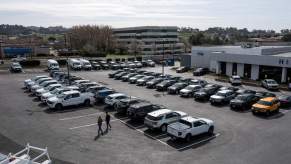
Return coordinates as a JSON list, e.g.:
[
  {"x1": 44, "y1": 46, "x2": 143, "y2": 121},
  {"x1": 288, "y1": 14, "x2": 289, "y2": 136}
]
[{"x1": 0, "y1": 0, "x2": 291, "y2": 31}]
